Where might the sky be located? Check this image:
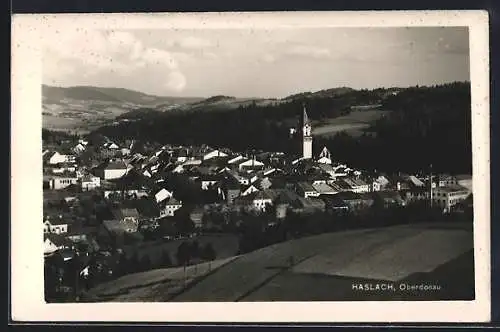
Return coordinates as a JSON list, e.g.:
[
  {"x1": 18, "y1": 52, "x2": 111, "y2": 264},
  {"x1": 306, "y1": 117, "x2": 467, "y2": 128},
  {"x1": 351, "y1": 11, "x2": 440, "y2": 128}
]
[{"x1": 42, "y1": 27, "x2": 470, "y2": 98}]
